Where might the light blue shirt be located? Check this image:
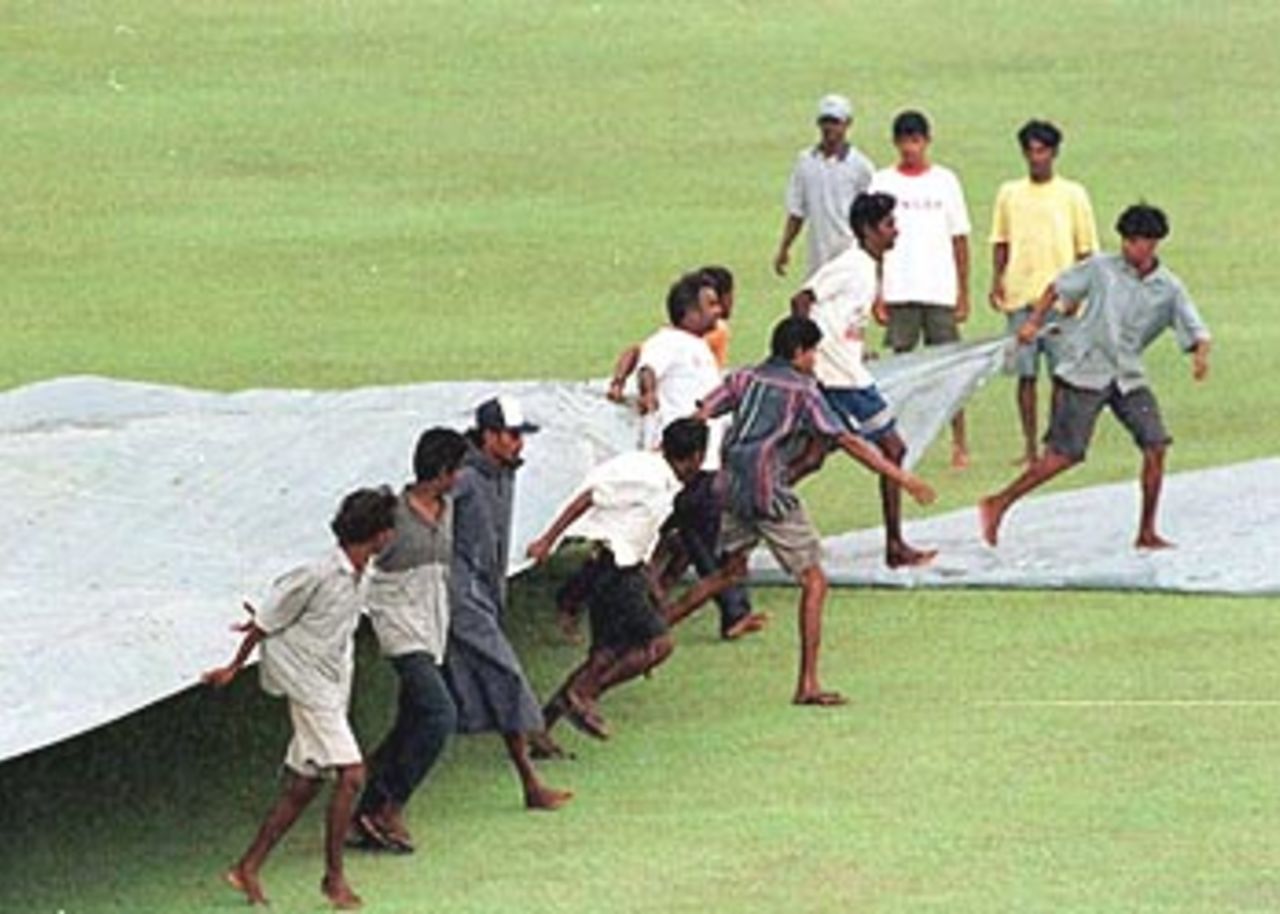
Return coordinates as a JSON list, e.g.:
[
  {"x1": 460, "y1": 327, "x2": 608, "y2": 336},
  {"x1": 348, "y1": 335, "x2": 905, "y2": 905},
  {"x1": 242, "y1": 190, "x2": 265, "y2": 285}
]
[
  {"x1": 786, "y1": 144, "x2": 875, "y2": 276},
  {"x1": 1052, "y1": 253, "x2": 1210, "y2": 393}
]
